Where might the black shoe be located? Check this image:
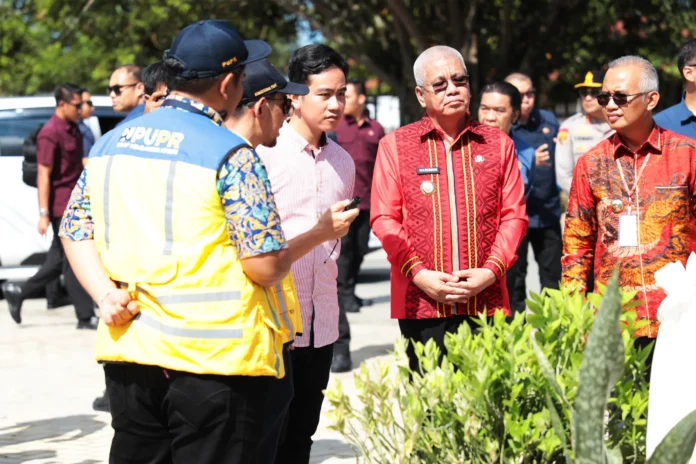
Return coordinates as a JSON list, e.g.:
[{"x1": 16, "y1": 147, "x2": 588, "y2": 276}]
[
  {"x1": 2, "y1": 282, "x2": 24, "y2": 324},
  {"x1": 77, "y1": 316, "x2": 99, "y2": 330},
  {"x1": 93, "y1": 392, "x2": 110, "y2": 412},
  {"x1": 47, "y1": 294, "x2": 72, "y2": 310},
  {"x1": 344, "y1": 302, "x2": 361, "y2": 313},
  {"x1": 331, "y1": 353, "x2": 353, "y2": 373},
  {"x1": 355, "y1": 296, "x2": 374, "y2": 308}
]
